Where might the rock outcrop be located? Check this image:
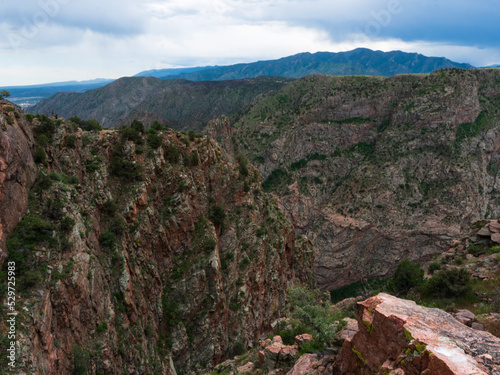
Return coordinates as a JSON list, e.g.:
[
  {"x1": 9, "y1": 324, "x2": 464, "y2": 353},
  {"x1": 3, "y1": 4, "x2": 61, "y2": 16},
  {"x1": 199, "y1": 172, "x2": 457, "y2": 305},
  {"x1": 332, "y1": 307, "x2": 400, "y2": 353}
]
[
  {"x1": 231, "y1": 68, "x2": 500, "y2": 289},
  {"x1": 337, "y1": 293, "x2": 500, "y2": 374},
  {"x1": 0, "y1": 102, "x2": 36, "y2": 261},
  {"x1": 0, "y1": 107, "x2": 315, "y2": 374}
]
